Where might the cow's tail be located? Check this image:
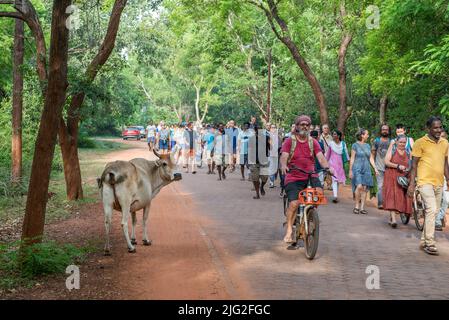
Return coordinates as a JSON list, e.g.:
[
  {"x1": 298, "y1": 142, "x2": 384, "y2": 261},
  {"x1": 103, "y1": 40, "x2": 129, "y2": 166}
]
[
  {"x1": 97, "y1": 170, "x2": 123, "y2": 210},
  {"x1": 98, "y1": 170, "x2": 125, "y2": 189}
]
